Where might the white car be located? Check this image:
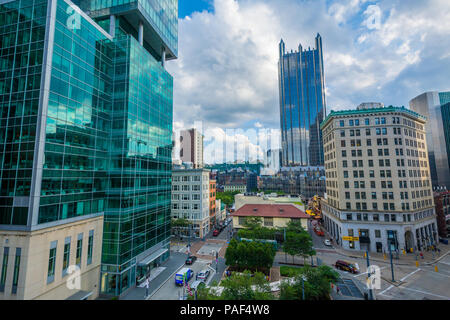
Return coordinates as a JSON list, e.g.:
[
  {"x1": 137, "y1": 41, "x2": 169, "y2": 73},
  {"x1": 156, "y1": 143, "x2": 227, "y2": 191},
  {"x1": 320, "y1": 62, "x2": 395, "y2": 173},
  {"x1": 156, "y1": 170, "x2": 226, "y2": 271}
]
[
  {"x1": 196, "y1": 269, "x2": 210, "y2": 282},
  {"x1": 324, "y1": 239, "x2": 332, "y2": 247}
]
